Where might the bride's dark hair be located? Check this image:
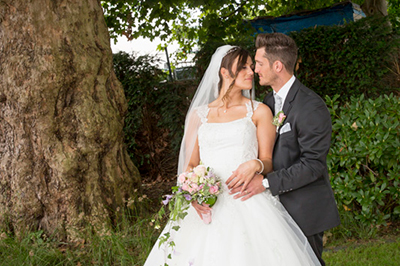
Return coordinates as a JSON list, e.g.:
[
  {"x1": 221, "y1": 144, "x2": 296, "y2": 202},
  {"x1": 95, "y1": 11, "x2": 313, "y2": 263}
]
[
  {"x1": 218, "y1": 47, "x2": 252, "y2": 106},
  {"x1": 177, "y1": 45, "x2": 252, "y2": 174}
]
